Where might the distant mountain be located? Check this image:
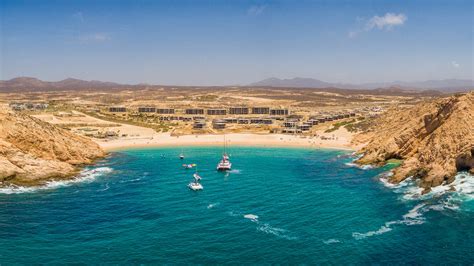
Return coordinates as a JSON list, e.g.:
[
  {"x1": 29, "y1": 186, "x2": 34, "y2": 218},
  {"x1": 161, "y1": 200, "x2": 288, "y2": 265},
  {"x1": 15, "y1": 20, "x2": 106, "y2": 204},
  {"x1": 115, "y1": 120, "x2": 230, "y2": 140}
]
[
  {"x1": 249, "y1": 77, "x2": 334, "y2": 89},
  {"x1": 1, "y1": 76, "x2": 472, "y2": 93},
  {"x1": 0, "y1": 77, "x2": 125, "y2": 91},
  {"x1": 248, "y1": 77, "x2": 474, "y2": 92}
]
